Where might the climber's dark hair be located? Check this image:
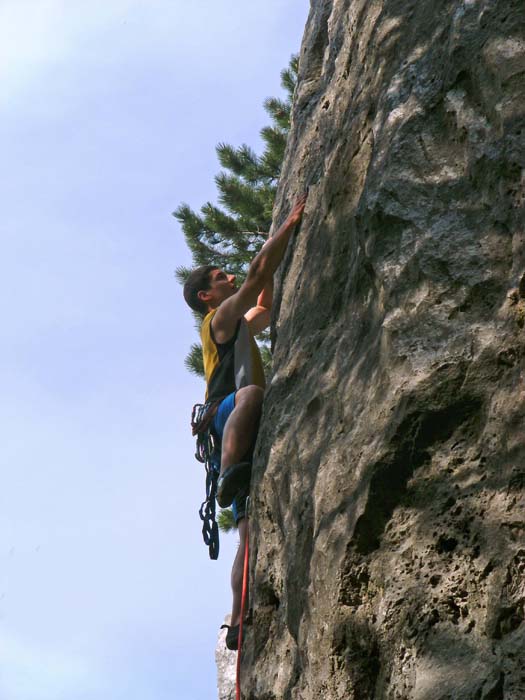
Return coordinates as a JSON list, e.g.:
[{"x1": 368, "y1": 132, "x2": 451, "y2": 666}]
[{"x1": 183, "y1": 265, "x2": 218, "y2": 316}]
